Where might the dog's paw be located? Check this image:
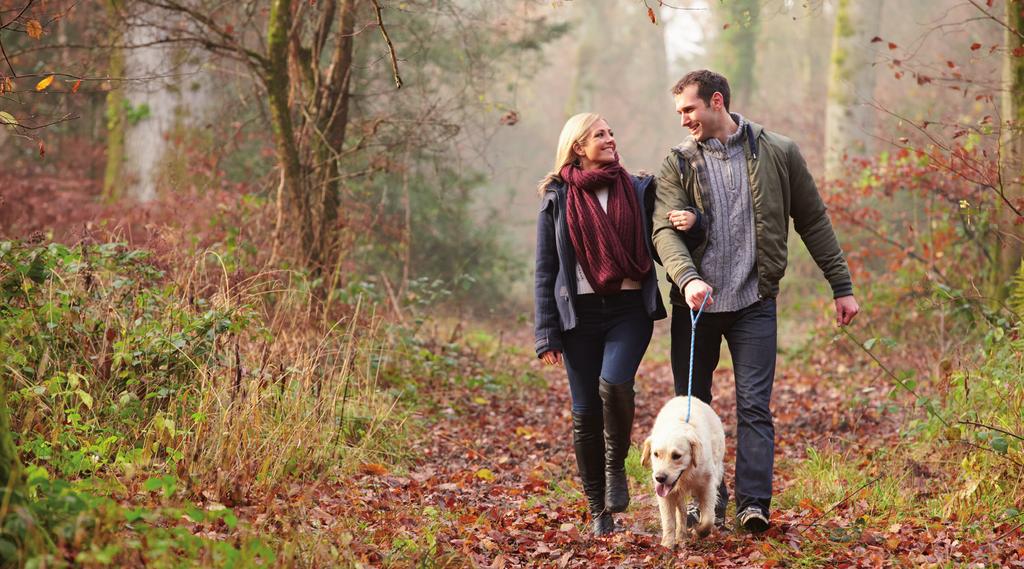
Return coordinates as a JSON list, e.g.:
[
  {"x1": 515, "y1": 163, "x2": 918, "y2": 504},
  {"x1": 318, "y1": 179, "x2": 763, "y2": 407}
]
[{"x1": 660, "y1": 536, "x2": 677, "y2": 549}]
